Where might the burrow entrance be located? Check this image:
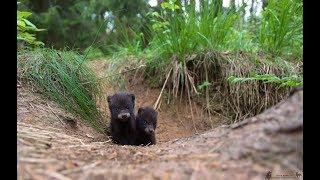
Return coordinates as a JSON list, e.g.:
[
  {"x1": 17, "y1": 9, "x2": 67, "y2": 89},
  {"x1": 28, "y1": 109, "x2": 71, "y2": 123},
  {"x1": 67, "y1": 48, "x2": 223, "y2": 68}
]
[{"x1": 88, "y1": 59, "x2": 226, "y2": 144}]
